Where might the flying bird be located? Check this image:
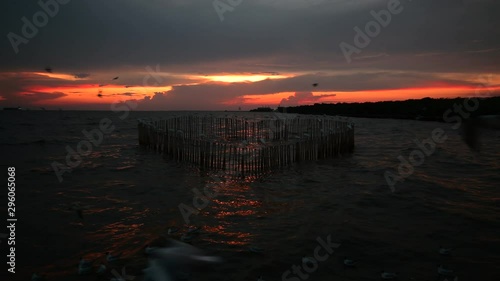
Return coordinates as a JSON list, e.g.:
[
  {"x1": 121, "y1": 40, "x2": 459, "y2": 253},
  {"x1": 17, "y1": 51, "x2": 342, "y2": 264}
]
[
  {"x1": 32, "y1": 273, "x2": 47, "y2": 281},
  {"x1": 78, "y1": 257, "x2": 94, "y2": 275},
  {"x1": 301, "y1": 256, "x2": 316, "y2": 267},
  {"x1": 44, "y1": 67, "x2": 52, "y2": 73},
  {"x1": 380, "y1": 270, "x2": 398, "y2": 279},
  {"x1": 343, "y1": 257, "x2": 357, "y2": 267},
  {"x1": 439, "y1": 246, "x2": 453, "y2": 256},
  {"x1": 105, "y1": 252, "x2": 123, "y2": 262},
  {"x1": 96, "y1": 264, "x2": 106, "y2": 275},
  {"x1": 112, "y1": 76, "x2": 119, "y2": 80},
  {"x1": 143, "y1": 239, "x2": 222, "y2": 281},
  {"x1": 312, "y1": 83, "x2": 318, "y2": 87},
  {"x1": 437, "y1": 265, "x2": 454, "y2": 276}
]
